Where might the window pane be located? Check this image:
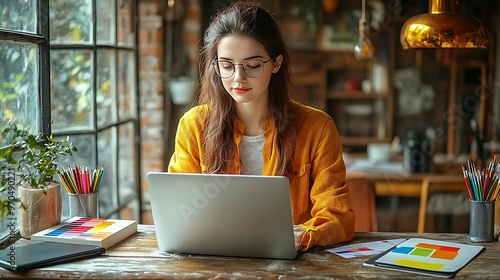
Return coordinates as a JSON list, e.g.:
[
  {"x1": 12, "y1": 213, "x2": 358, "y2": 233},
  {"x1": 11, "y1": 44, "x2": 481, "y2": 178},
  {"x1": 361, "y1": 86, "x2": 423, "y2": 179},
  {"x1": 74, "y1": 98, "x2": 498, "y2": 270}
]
[
  {"x1": 49, "y1": 0, "x2": 92, "y2": 44},
  {"x1": 120, "y1": 199, "x2": 139, "y2": 220},
  {"x1": 97, "y1": 0, "x2": 116, "y2": 45},
  {"x1": 118, "y1": 122, "x2": 137, "y2": 205},
  {"x1": 0, "y1": 40, "x2": 39, "y2": 144},
  {"x1": 97, "y1": 49, "x2": 117, "y2": 128},
  {"x1": 117, "y1": 0, "x2": 135, "y2": 47},
  {"x1": 97, "y1": 128, "x2": 118, "y2": 216},
  {"x1": 118, "y1": 50, "x2": 137, "y2": 120},
  {"x1": 50, "y1": 50, "x2": 94, "y2": 132},
  {"x1": 0, "y1": 0, "x2": 37, "y2": 33}
]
